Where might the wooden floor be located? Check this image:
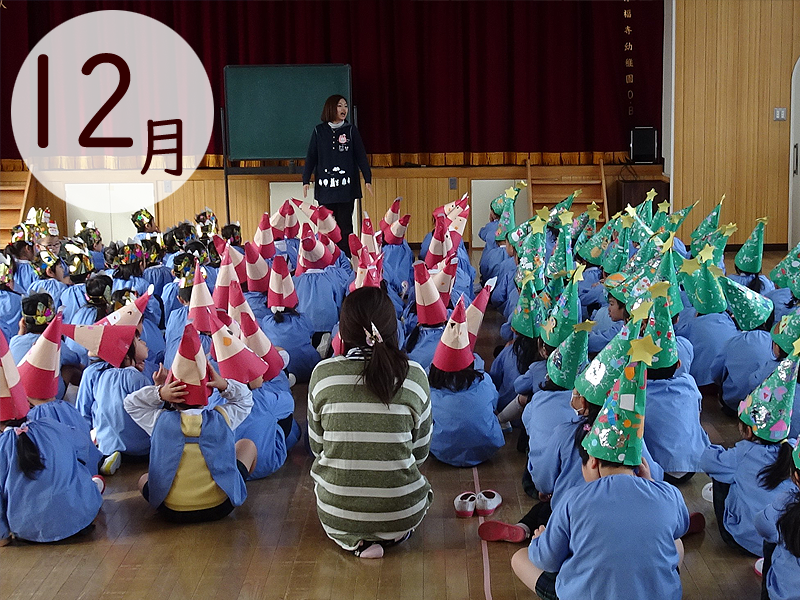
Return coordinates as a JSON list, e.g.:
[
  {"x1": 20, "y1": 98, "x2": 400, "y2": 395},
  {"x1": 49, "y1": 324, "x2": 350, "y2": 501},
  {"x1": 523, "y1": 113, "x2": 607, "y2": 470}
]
[{"x1": 3, "y1": 250, "x2": 785, "y2": 600}]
